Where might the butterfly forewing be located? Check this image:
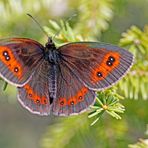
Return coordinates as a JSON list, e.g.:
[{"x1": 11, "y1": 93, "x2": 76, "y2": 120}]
[
  {"x1": 0, "y1": 38, "x2": 44, "y2": 86},
  {"x1": 59, "y1": 42, "x2": 134, "y2": 90}
]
